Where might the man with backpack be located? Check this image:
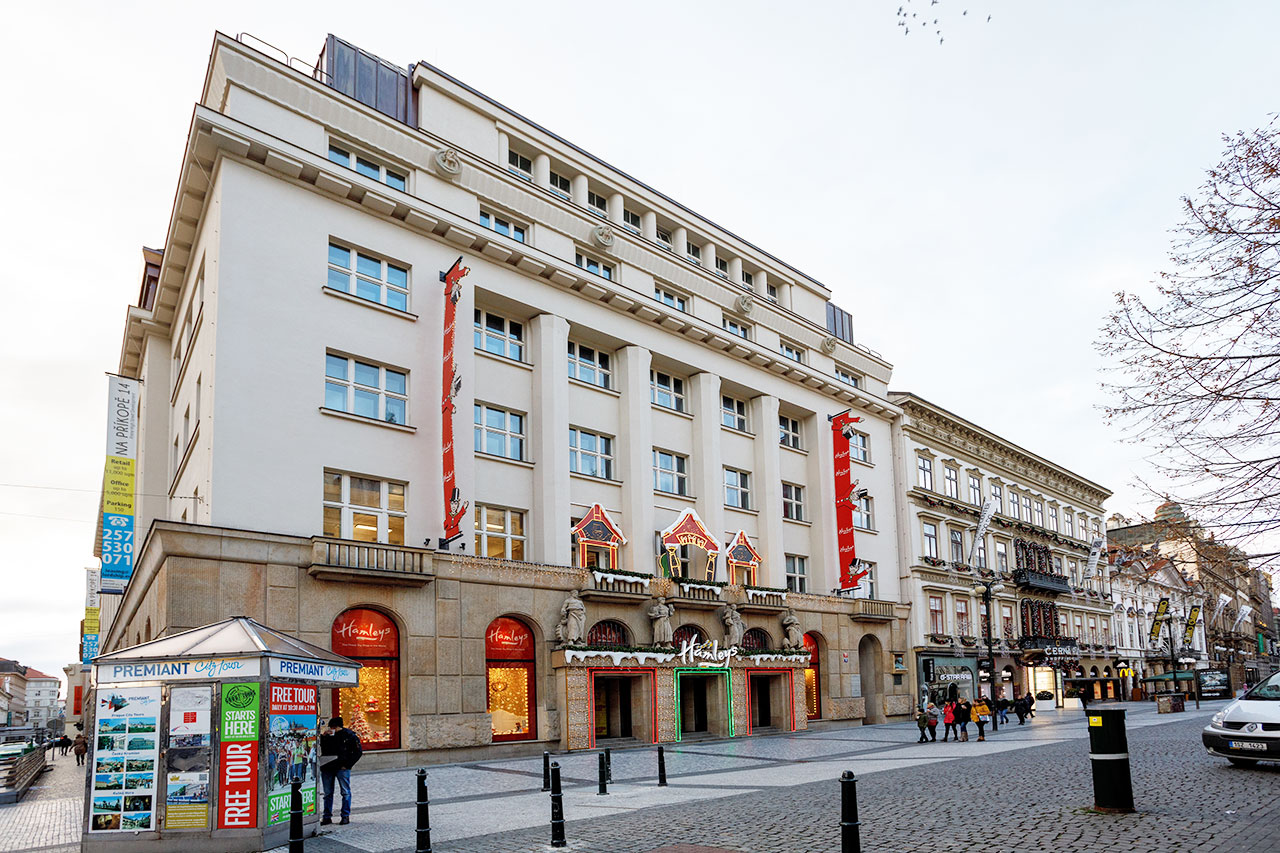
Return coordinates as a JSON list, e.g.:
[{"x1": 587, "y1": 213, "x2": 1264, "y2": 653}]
[{"x1": 319, "y1": 716, "x2": 363, "y2": 825}]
